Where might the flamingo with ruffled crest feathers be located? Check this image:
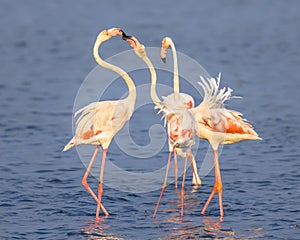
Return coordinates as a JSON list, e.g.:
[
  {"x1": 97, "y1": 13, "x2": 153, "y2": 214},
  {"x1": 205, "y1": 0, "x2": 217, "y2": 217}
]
[
  {"x1": 190, "y1": 73, "x2": 262, "y2": 217},
  {"x1": 63, "y1": 28, "x2": 136, "y2": 219}
]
